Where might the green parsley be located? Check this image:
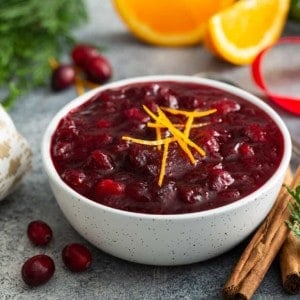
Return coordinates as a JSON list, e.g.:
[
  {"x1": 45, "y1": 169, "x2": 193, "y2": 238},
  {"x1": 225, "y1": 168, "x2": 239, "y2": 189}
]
[
  {"x1": 0, "y1": 0, "x2": 88, "y2": 110},
  {"x1": 289, "y1": 0, "x2": 300, "y2": 22},
  {"x1": 286, "y1": 185, "x2": 300, "y2": 237}
]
